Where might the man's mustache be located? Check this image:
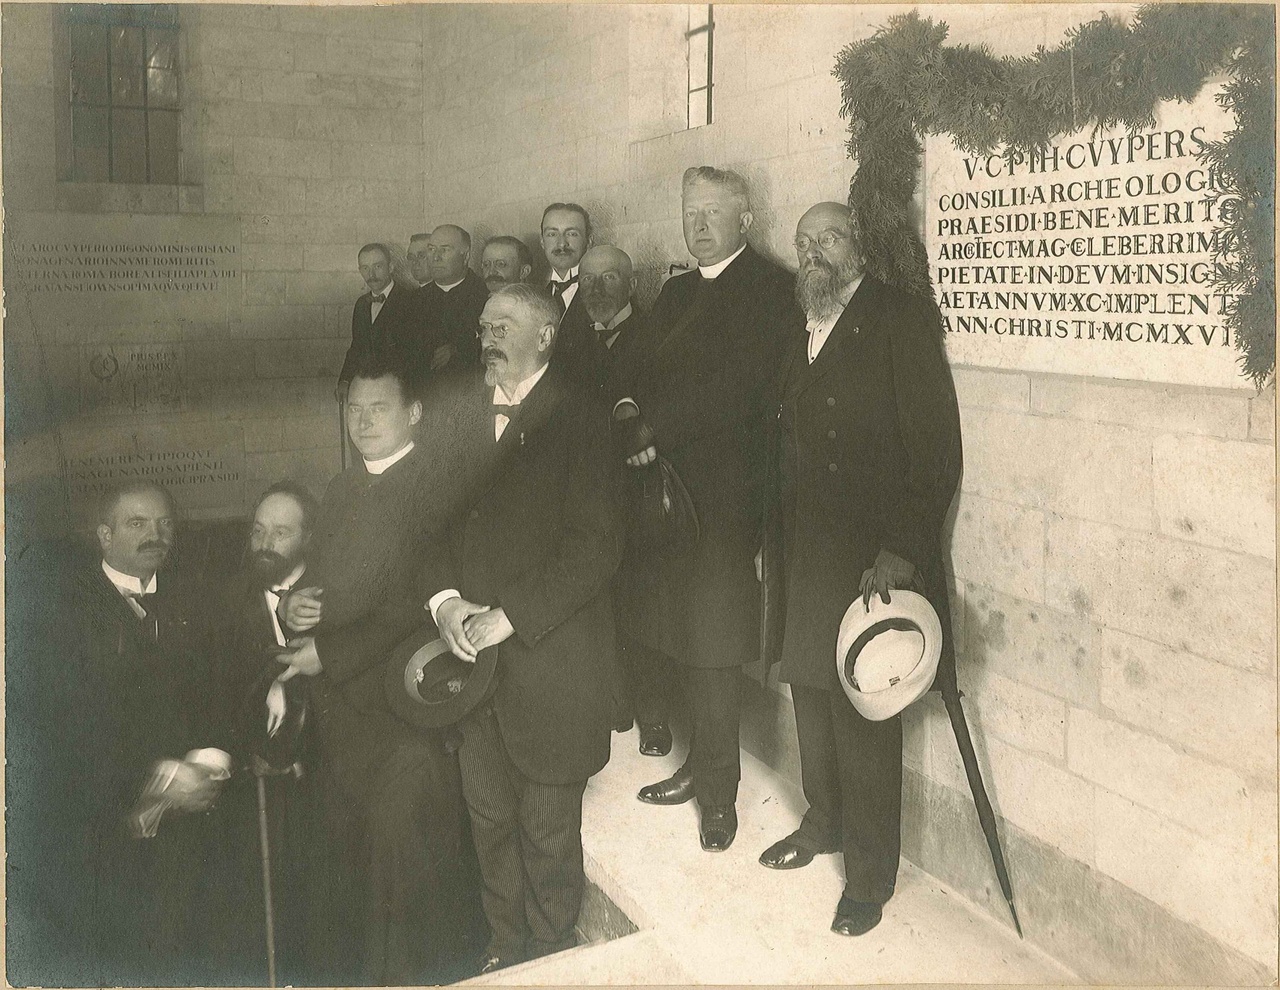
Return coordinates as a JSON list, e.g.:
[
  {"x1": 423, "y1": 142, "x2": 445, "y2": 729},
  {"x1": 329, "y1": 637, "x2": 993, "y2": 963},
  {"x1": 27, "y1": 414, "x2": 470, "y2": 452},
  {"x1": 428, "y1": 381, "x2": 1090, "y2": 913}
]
[
  {"x1": 138, "y1": 540, "x2": 170, "y2": 553},
  {"x1": 253, "y1": 549, "x2": 285, "y2": 565},
  {"x1": 482, "y1": 347, "x2": 507, "y2": 363}
]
